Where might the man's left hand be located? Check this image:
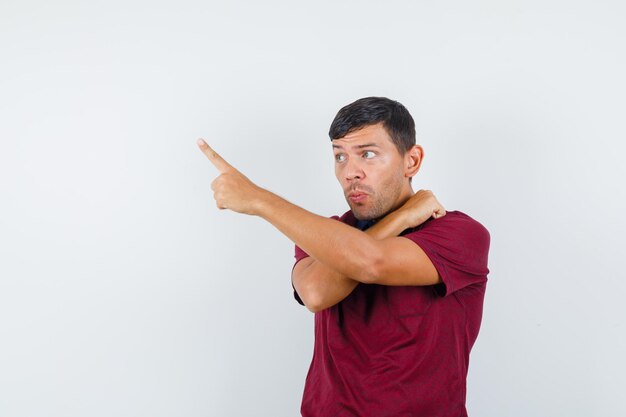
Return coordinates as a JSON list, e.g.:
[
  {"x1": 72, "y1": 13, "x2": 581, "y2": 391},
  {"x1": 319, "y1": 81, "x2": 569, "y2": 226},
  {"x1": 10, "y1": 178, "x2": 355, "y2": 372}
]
[
  {"x1": 197, "y1": 138, "x2": 265, "y2": 215},
  {"x1": 396, "y1": 189, "x2": 446, "y2": 228}
]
